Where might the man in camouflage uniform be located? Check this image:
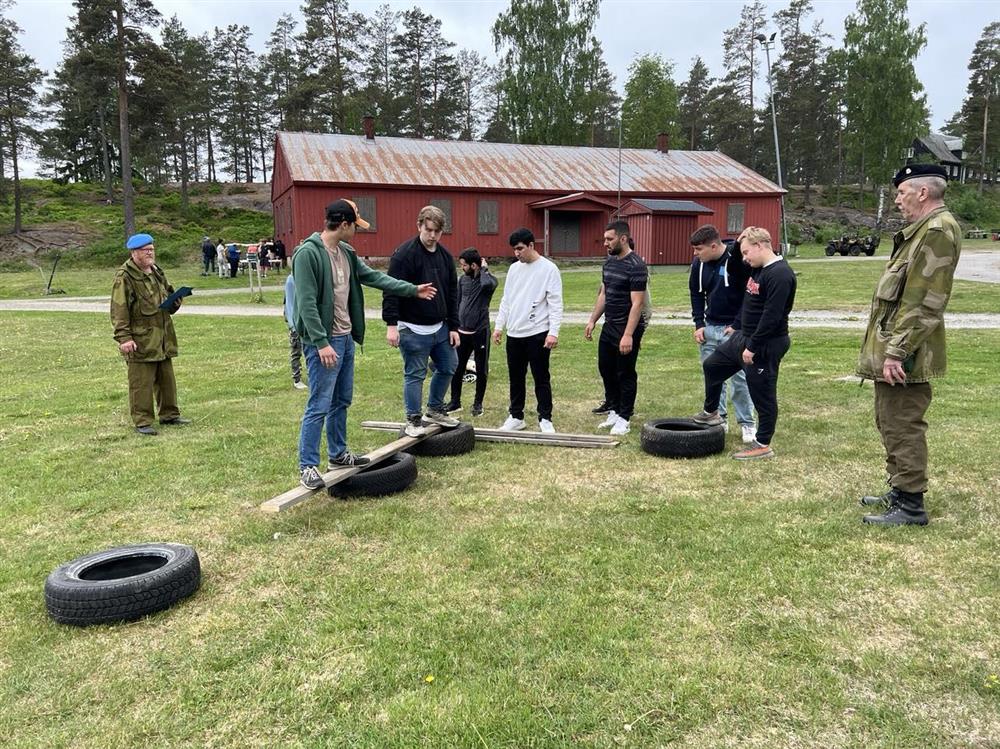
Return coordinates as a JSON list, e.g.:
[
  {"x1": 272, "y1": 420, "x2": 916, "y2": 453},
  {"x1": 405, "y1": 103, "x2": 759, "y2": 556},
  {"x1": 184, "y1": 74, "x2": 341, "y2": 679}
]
[
  {"x1": 111, "y1": 233, "x2": 191, "y2": 436},
  {"x1": 857, "y1": 164, "x2": 961, "y2": 526}
]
